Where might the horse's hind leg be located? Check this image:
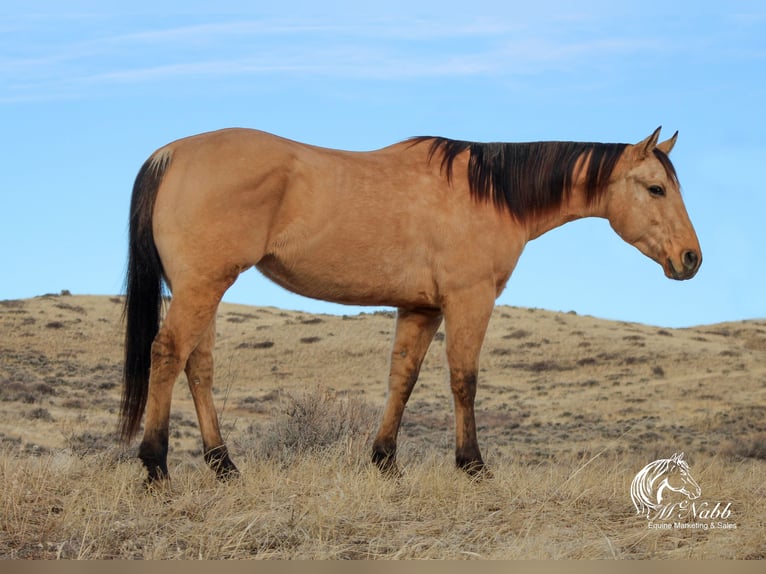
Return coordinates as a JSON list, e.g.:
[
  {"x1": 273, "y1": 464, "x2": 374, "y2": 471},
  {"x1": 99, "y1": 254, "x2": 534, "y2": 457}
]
[
  {"x1": 185, "y1": 318, "x2": 239, "y2": 480},
  {"x1": 372, "y1": 307, "x2": 442, "y2": 475},
  {"x1": 139, "y1": 282, "x2": 227, "y2": 483}
]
